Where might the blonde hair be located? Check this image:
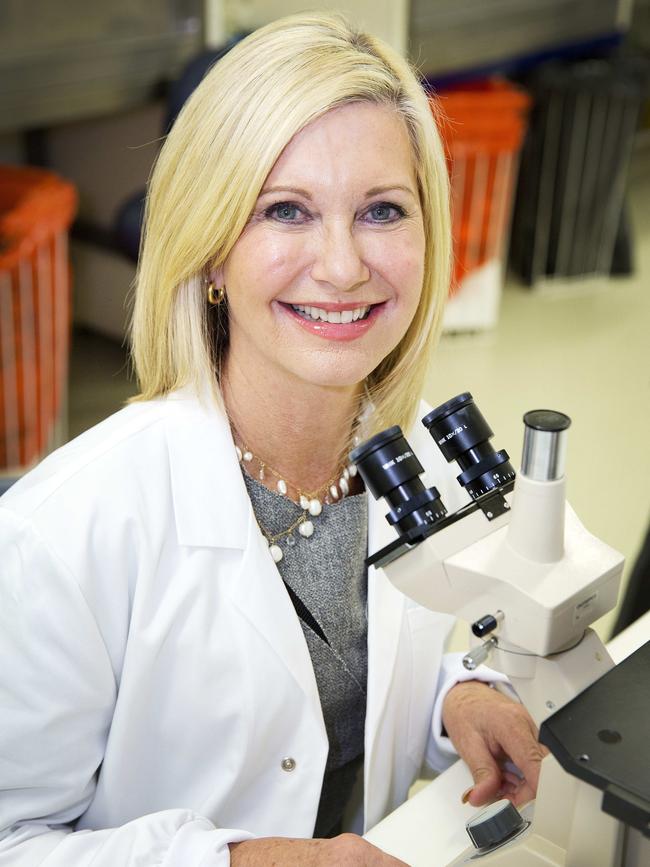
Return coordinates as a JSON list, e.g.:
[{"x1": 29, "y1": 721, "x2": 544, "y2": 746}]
[{"x1": 131, "y1": 12, "x2": 451, "y2": 441}]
